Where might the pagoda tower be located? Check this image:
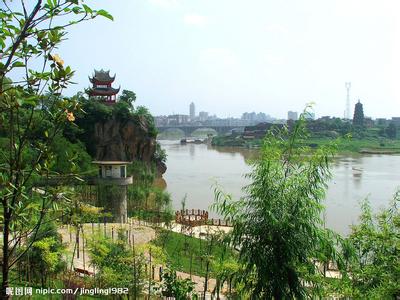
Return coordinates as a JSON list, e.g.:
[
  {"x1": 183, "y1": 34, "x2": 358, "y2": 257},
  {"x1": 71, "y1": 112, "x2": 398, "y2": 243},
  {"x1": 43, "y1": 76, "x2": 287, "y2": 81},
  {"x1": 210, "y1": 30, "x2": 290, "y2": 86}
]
[{"x1": 88, "y1": 69, "x2": 120, "y2": 105}]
